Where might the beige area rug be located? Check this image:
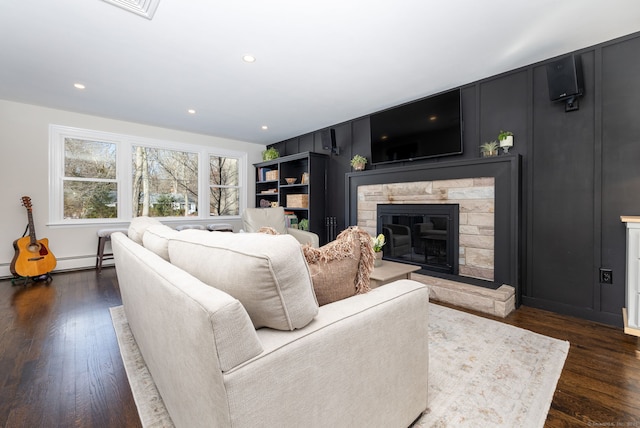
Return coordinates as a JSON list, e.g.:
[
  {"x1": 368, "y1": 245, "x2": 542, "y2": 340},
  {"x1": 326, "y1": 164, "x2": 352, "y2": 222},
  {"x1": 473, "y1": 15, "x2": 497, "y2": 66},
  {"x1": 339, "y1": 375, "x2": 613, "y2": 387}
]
[
  {"x1": 414, "y1": 304, "x2": 569, "y2": 427},
  {"x1": 110, "y1": 304, "x2": 569, "y2": 428},
  {"x1": 110, "y1": 306, "x2": 175, "y2": 428}
]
